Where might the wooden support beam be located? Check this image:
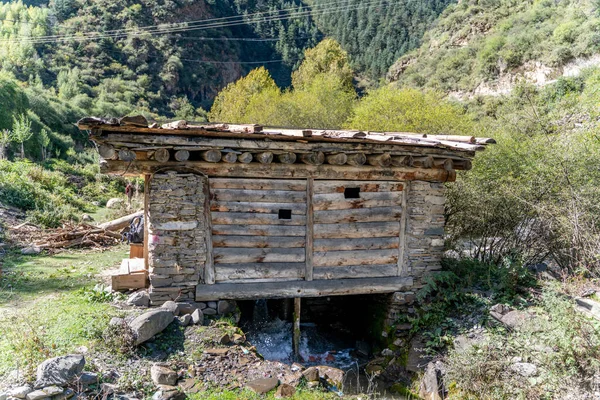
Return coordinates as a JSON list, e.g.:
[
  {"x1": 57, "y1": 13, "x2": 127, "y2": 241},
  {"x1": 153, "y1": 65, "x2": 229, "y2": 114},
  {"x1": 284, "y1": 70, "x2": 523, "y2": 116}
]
[
  {"x1": 293, "y1": 298, "x2": 301, "y2": 361},
  {"x1": 325, "y1": 153, "x2": 348, "y2": 165},
  {"x1": 99, "y1": 161, "x2": 458, "y2": 182},
  {"x1": 398, "y1": 182, "x2": 409, "y2": 276},
  {"x1": 203, "y1": 178, "x2": 215, "y2": 284},
  {"x1": 413, "y1": 156, "x2": 434, "y2": 168},
  {"x1": 277, "y1": 152, "x2": 297, "y2": 164},
  {"x1": 453, "y1": 159, "x2": 472, "y2": 170},
  {"x1": 367, "y1": 153, "x2": 392, "y2": 167},
  {"x1": 195, "y1": 276, "x2": 413, "y2": 300},
  {"x1": 346, "y1": 153, "x2": 366, "y2": 166},
  {"x1": 118, "y1": 149, "x2": 136, "y2": 161},
  {"x1": 434, "y1": 158, "x2": 454, "y2": 171},
  {"x1": 305, "y1": 178, "x2": 314, "y2": 282},
  {"x1": 299, "y1": 152, "x2": 325, "y2": 165},
  {"x1": 238, "y1": 152, "x2": 253, "y2": 164},
  {"x1": 153, "y1": 148, "x2": 170, "y2": 163},
  {"x1": 392, "y1": 155, "x2": 413, "y2": 167},
  {"x1": 201, "y1": 150, "x2": 222, "y2": 163},
  {"x1": 222, "y1": 152, "x2": 238, "y2": 163},
  {"x1": 174, "y1": 150, "x2": 189, "y2": 162},
  {"x1": 256, "y1": 152, "x2": 274, "y2": 164}
]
